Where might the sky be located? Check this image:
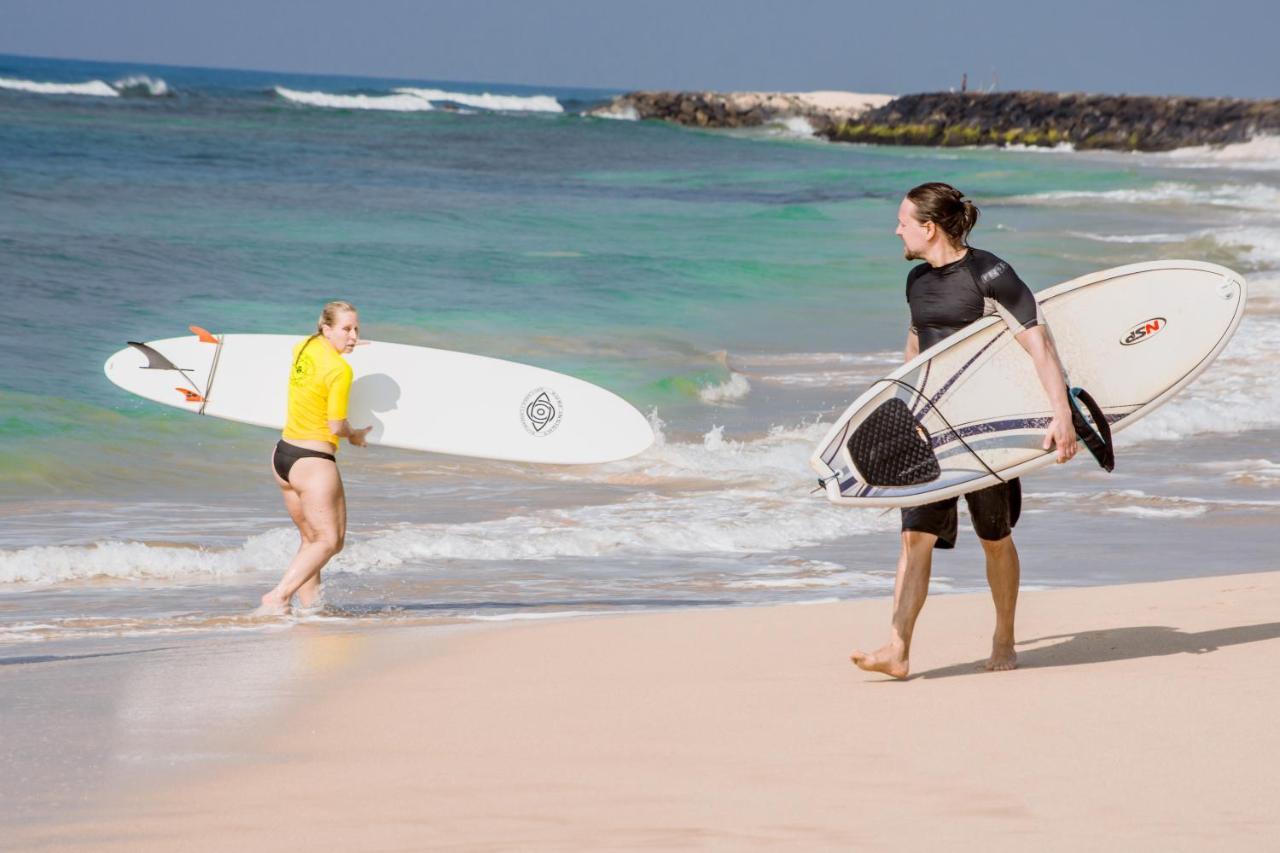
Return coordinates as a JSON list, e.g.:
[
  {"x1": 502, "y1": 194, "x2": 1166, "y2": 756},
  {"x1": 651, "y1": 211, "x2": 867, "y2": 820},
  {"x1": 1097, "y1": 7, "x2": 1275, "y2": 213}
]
[{"x1": 2, "y1": 0, "x2": 1277, "y2": 98}]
